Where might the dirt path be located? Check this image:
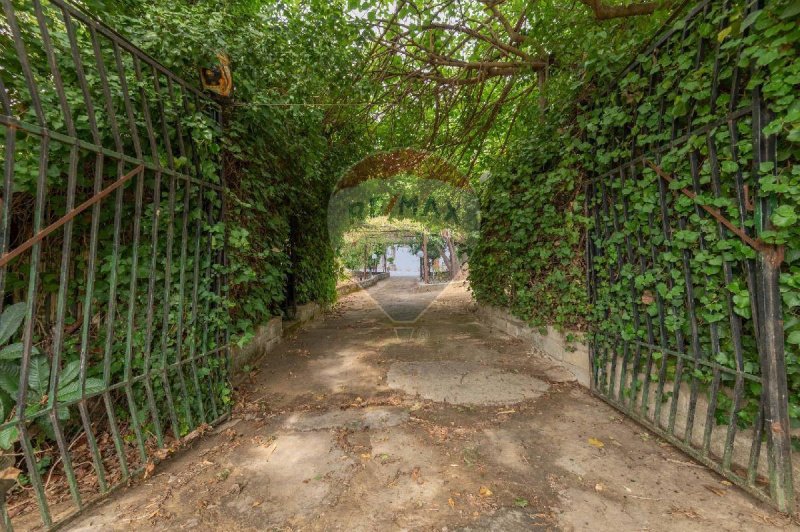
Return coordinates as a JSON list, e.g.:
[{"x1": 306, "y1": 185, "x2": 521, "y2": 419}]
[{"x1": 69, "y1": 278, "x2": 791, "y2": 531}]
